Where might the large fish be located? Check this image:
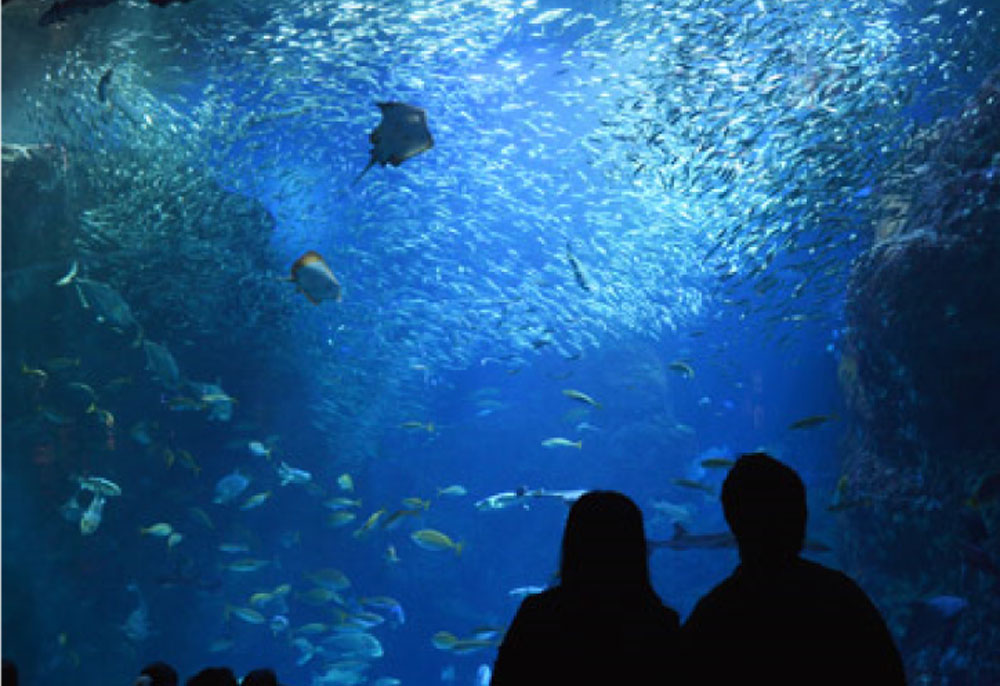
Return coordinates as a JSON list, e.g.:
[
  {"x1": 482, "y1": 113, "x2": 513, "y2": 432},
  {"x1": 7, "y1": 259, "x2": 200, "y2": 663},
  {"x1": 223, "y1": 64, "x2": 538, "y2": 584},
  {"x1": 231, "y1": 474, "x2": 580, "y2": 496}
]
[
  {"x1": 353, "y1": 102, "x2": 434, "y2": 185},
  {"x1": 290, "y1": 251, "x2": 342, "y2": 304}
]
